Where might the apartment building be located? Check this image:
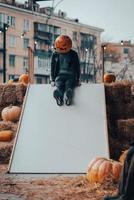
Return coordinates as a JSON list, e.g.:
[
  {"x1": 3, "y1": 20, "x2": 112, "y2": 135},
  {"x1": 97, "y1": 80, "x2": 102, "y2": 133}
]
[
  {"x1": 102, "y1": 41, "x2": 134, "y2": 80},
  {"x1": 0, "y1": 0, "x2": 104, "y2": 83}
]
